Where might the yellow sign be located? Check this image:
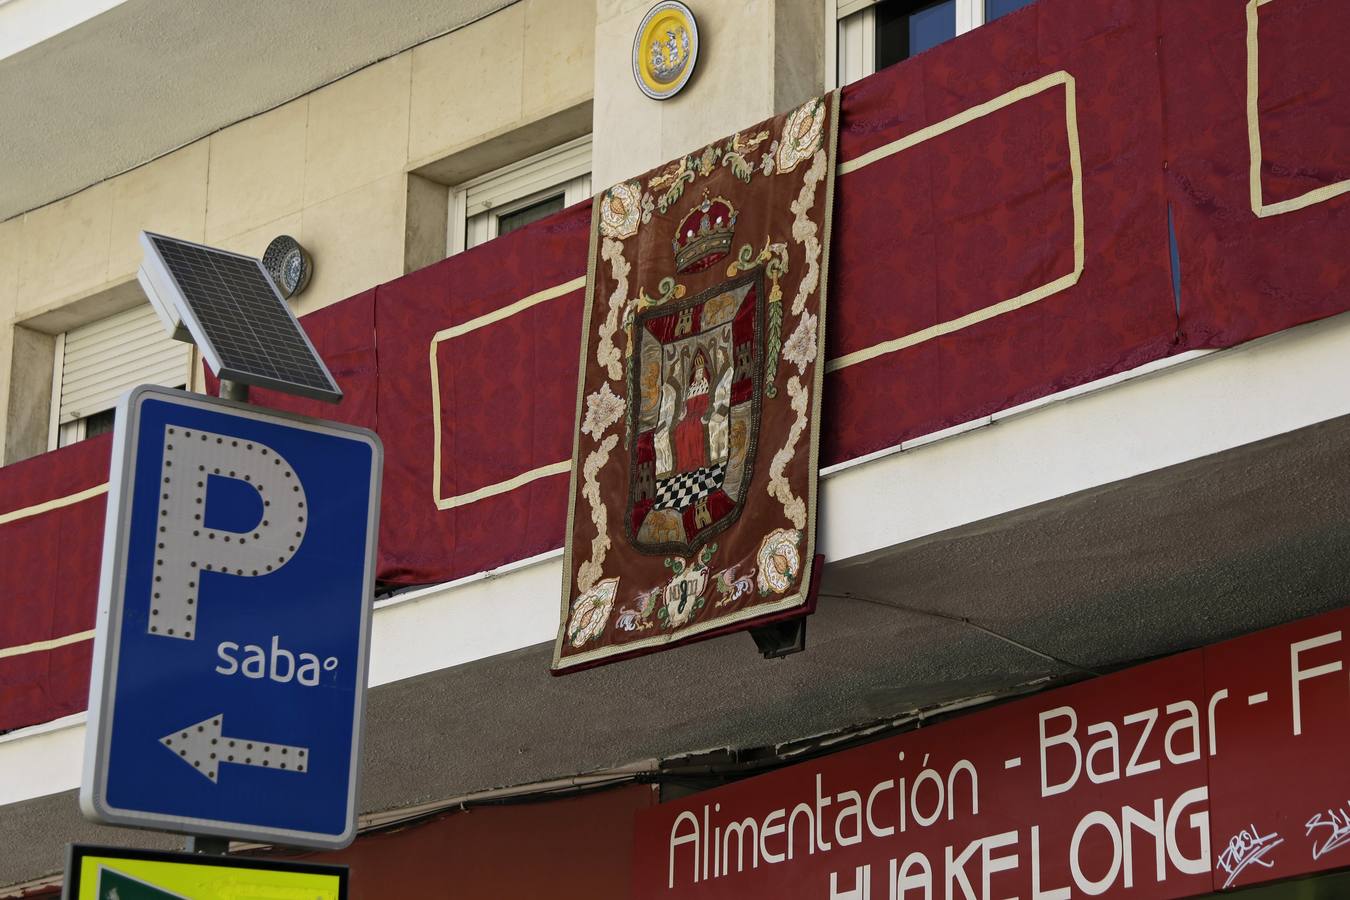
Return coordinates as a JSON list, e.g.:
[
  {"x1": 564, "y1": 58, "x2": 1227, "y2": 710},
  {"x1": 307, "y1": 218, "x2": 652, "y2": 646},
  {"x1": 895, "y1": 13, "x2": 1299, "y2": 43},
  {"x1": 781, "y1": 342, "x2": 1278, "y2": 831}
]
[
  {"x1": 67, "y1": 846, "x2": 346, "y2": 900},
  {"x1": 632, "y1": 2, "x2": 699, "y2": 100}
]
